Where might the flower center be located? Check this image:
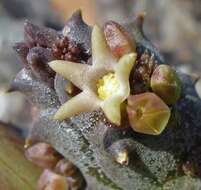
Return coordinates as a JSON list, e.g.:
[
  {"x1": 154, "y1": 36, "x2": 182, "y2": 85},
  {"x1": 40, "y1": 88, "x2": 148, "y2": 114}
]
[
  {"x1": 136, "y1": 107, "x2": 144, "y2": 119},
  {"x1": 97, "y1": 73, "x2": 120, "y2": 100}
]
